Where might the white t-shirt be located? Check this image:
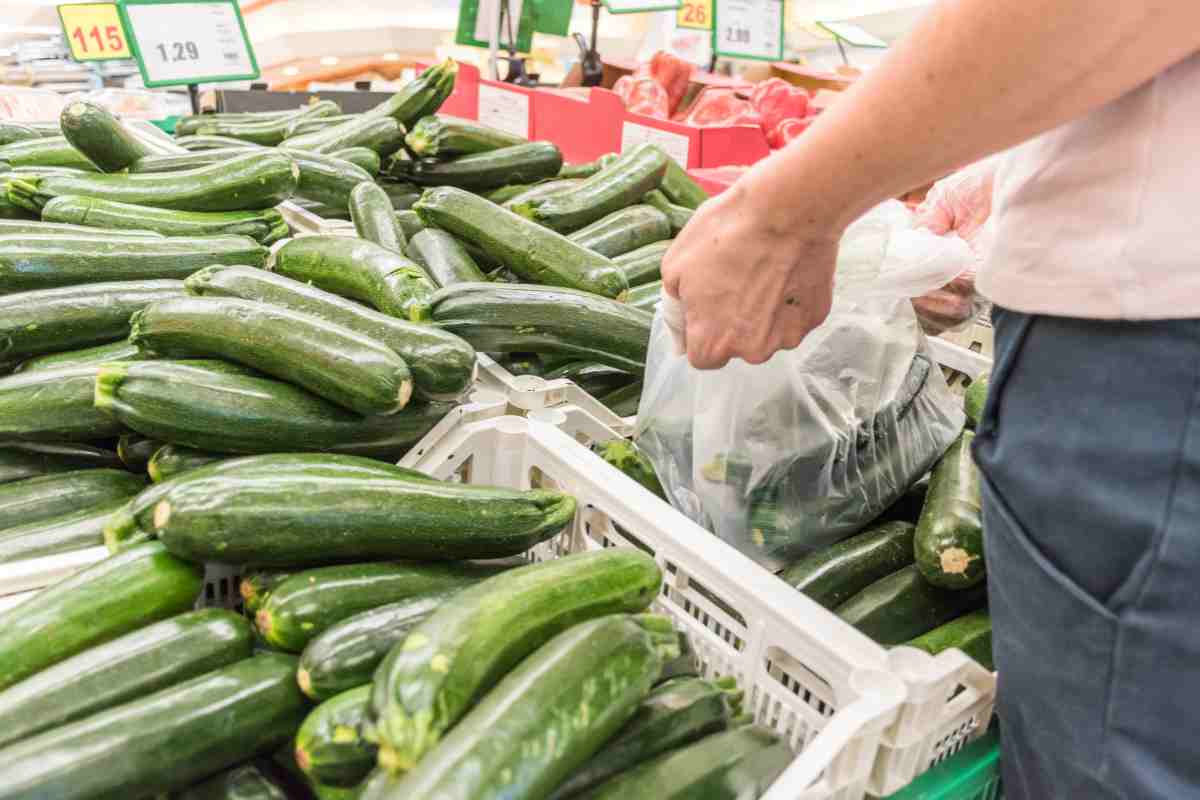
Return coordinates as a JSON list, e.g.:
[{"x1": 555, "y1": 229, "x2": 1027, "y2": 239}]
[{"x1": 979, "y1": 54, "x2": 1200, "y2": 319}]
